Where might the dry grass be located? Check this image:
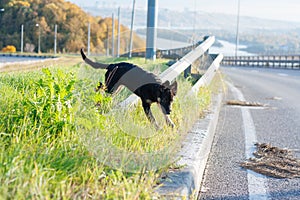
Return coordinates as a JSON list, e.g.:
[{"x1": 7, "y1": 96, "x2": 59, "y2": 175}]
[
  {"x1": 226, "y1": 100, "x2": 266, "y2": 107},
  {"x1": 241, "y1": 143, "x2": 300, "y2": 178}
]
